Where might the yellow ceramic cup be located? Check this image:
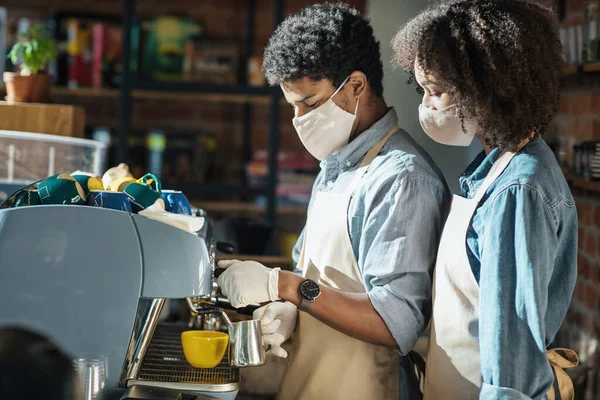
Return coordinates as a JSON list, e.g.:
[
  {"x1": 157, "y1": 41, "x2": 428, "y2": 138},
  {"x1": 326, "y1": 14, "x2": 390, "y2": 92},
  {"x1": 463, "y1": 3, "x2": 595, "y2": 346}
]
[
  {"x1": 108, "y1": 176, "x2": 136, "y2": 192},
  {"x1": 181, "y1": 331, "x2": 229, "y2": 368}
]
